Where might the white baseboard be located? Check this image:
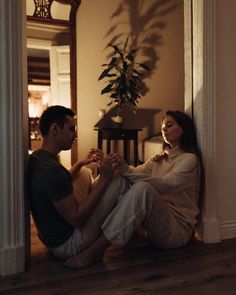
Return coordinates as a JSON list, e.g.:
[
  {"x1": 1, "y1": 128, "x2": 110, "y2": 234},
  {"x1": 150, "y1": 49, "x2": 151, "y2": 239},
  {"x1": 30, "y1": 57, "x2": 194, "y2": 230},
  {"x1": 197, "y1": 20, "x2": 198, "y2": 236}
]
[
  {"x1": 220, "y1": 221, "x2": 236, "y2": 240},
  {"x1": 0, "y1": 245, "x2": 25, "y2": 276},
  {"x1": 201, "y1": 217, "x2": 221, "y2": 243}
]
